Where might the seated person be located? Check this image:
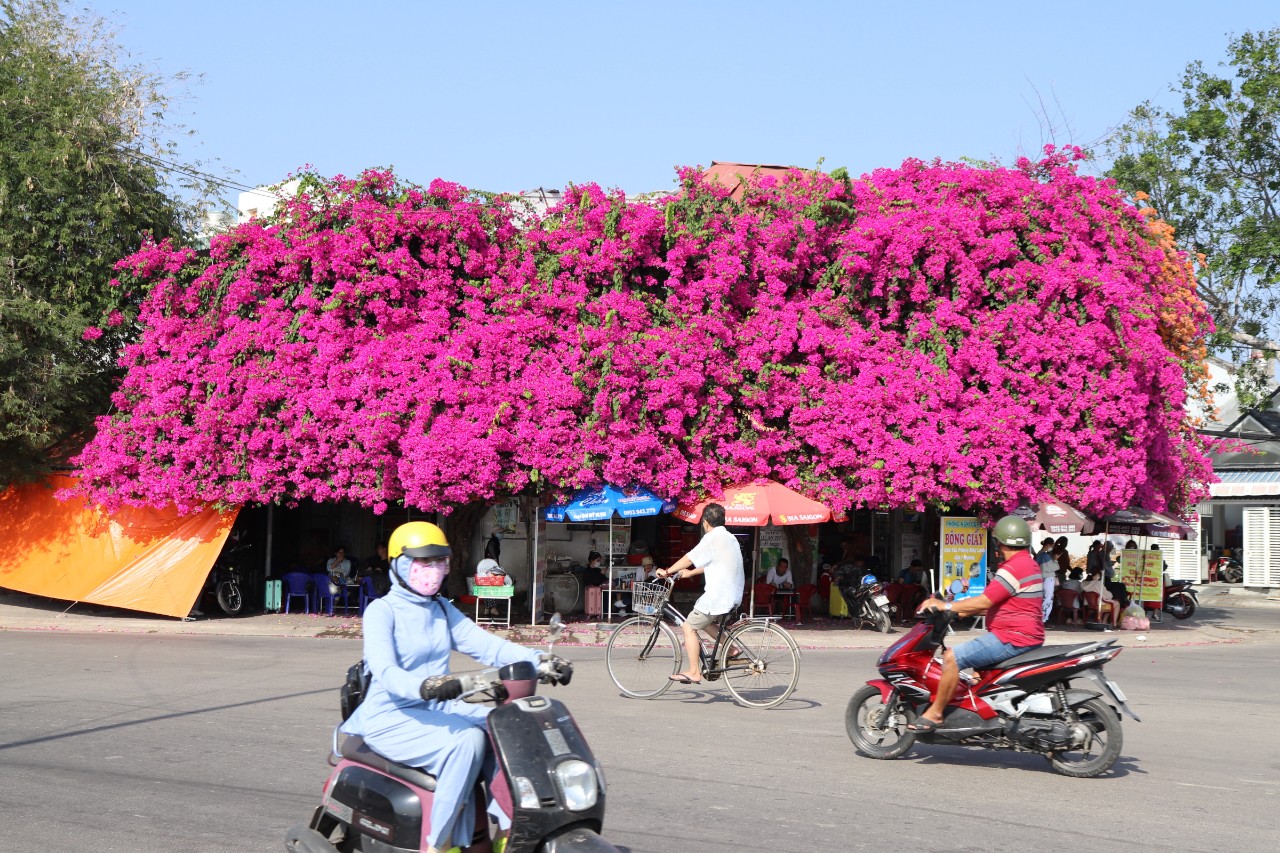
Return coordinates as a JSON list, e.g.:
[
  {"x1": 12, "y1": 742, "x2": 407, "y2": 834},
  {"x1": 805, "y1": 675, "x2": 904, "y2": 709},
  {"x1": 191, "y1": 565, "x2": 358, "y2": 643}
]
[
  {"x1": 911, "y1": 516, "x2": 1044, "y2": 733},
  {"x1": 1061, "y1": 568, "x2": 1084, "y2": 596},
  {"x1": 358, "y1": 544, "x2": 392, "y2": 596},
  {"x1": 581, "y1": 552, "x2": 608, "y2": 588},
  {"x1": 899, "y1": 558, "x2": 922, "y2": 586},
  {"x1": 327, "y1": 546, "x2": 353, "y2": 584},
  {"x1": 611, "y1": 563, "x2": 649, "y2": 614},
  {"x1": 764, "y1": 558, "x2": 795, "y2": 590},
  {"x1": 637, "y1": 556, "x2": 659, "y2": 584},
  {"x1": 1082, "y1": 569, "x2": 1119, "y2": 626}
]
